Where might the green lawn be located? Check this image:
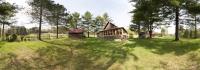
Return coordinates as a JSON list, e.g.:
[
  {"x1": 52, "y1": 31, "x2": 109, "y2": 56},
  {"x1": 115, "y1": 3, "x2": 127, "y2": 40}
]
[{"x1": 0, "y1": 38, "x2": 200, "y2": 70}]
